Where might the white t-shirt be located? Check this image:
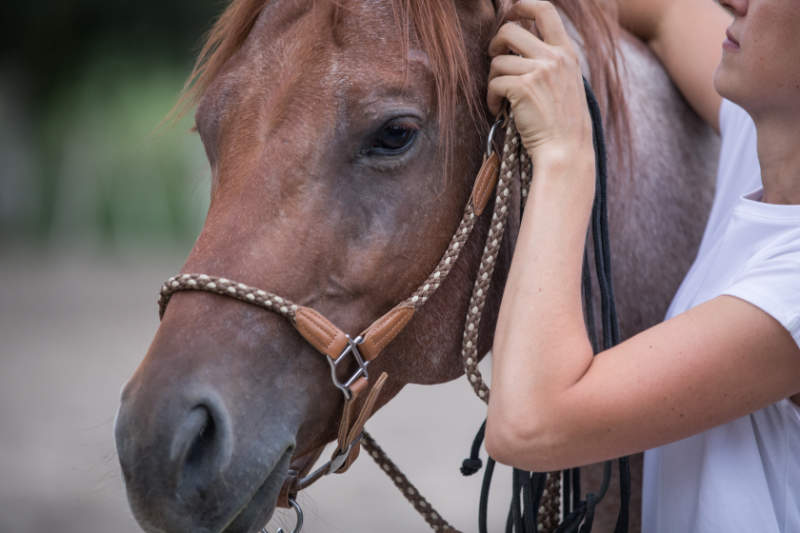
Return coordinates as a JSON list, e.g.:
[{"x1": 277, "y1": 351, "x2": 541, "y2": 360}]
[{"x1": 641, "y1": 100, "x2": 800, "y2": 532}]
